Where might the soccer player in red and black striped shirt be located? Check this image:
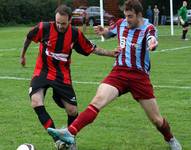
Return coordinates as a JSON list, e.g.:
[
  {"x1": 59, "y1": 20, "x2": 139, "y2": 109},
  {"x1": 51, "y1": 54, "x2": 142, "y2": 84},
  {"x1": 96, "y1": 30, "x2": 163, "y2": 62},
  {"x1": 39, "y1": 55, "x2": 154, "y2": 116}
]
[
  {"x1": 47, "y1": 1, "x2": 182, "y2": 150},
  {"x1": 20, "y1": 5, "x2": 118, "y2": 150}
]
